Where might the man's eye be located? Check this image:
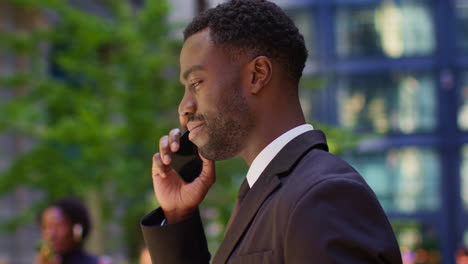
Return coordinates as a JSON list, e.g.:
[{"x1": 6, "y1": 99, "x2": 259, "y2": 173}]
[{"x1": 191, "y1": 81, "x2": 202, "y2": 88}]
